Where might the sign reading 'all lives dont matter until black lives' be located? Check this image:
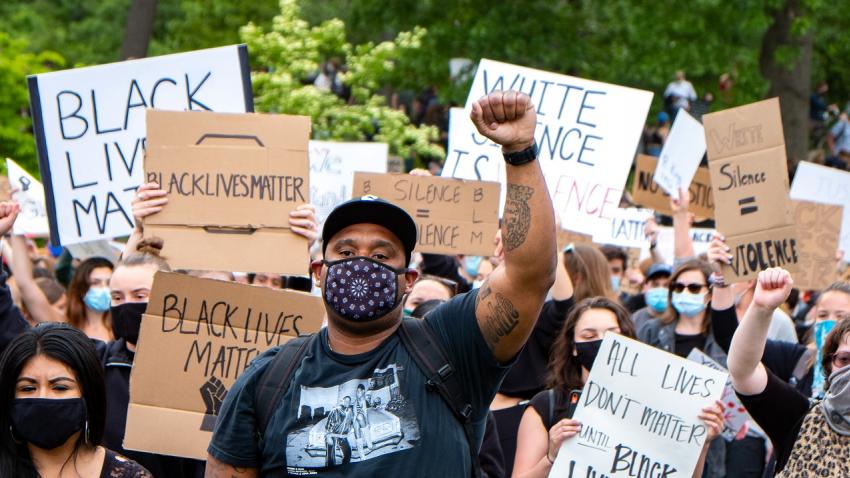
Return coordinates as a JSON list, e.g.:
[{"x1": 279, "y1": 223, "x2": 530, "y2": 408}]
[{"x1": 351, "y1": 172, "x2": 500, "y2": 256}]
